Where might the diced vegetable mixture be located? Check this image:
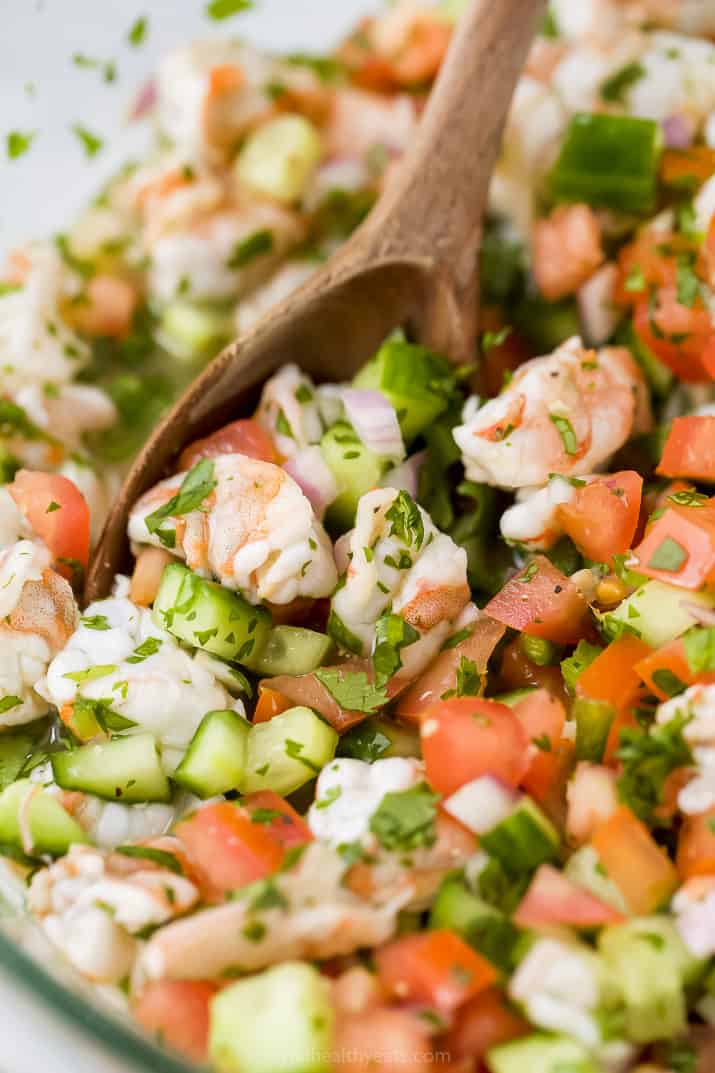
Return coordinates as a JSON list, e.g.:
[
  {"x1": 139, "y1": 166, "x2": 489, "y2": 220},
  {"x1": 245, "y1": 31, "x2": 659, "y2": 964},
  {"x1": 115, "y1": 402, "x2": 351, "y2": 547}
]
[{"x1": 4, "y1": 1, "x2": 715, "y2": 1070}]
